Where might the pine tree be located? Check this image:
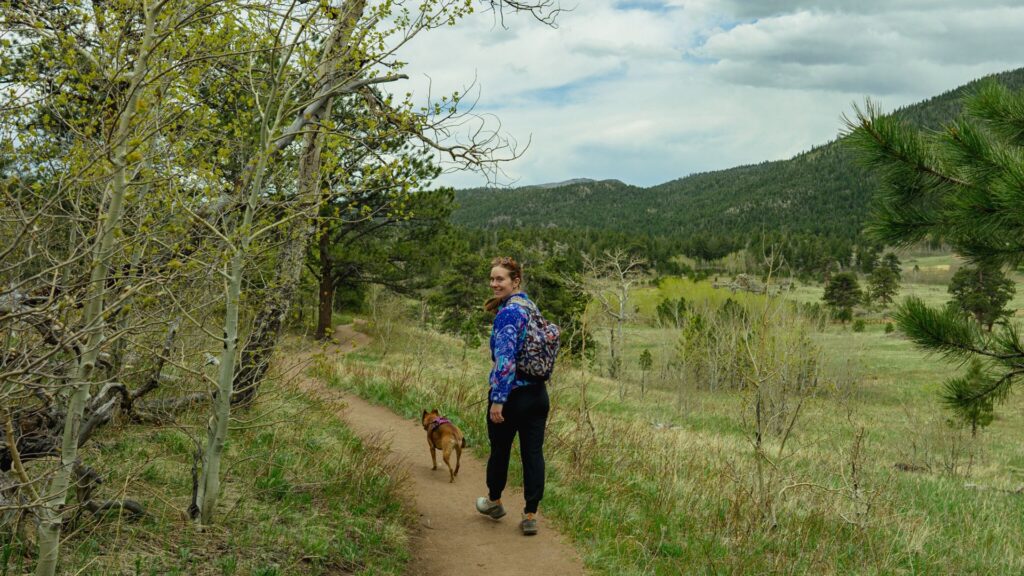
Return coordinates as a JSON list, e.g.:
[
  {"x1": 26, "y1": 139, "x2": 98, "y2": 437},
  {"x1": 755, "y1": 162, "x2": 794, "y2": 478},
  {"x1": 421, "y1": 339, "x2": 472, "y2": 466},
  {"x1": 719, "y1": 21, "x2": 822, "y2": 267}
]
[
  {"x1": 948, "y1": 263, "x2": 1016, "y2": 331},
  {"x1": 428, "y1": 249, "x2": 490, "y2": 353},
  {"x1": 868, "y1": 266, "x2": 900, "y2": 306},
  {"x1": 822, "y1": 272, "x2": 862, "y2": 323},
  {"x1": 882, "y1": 253, "x2": 902, "y2": 279},
  {"x1": 845, "y1": 80, "x2": 1024, "y2": 416}
]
